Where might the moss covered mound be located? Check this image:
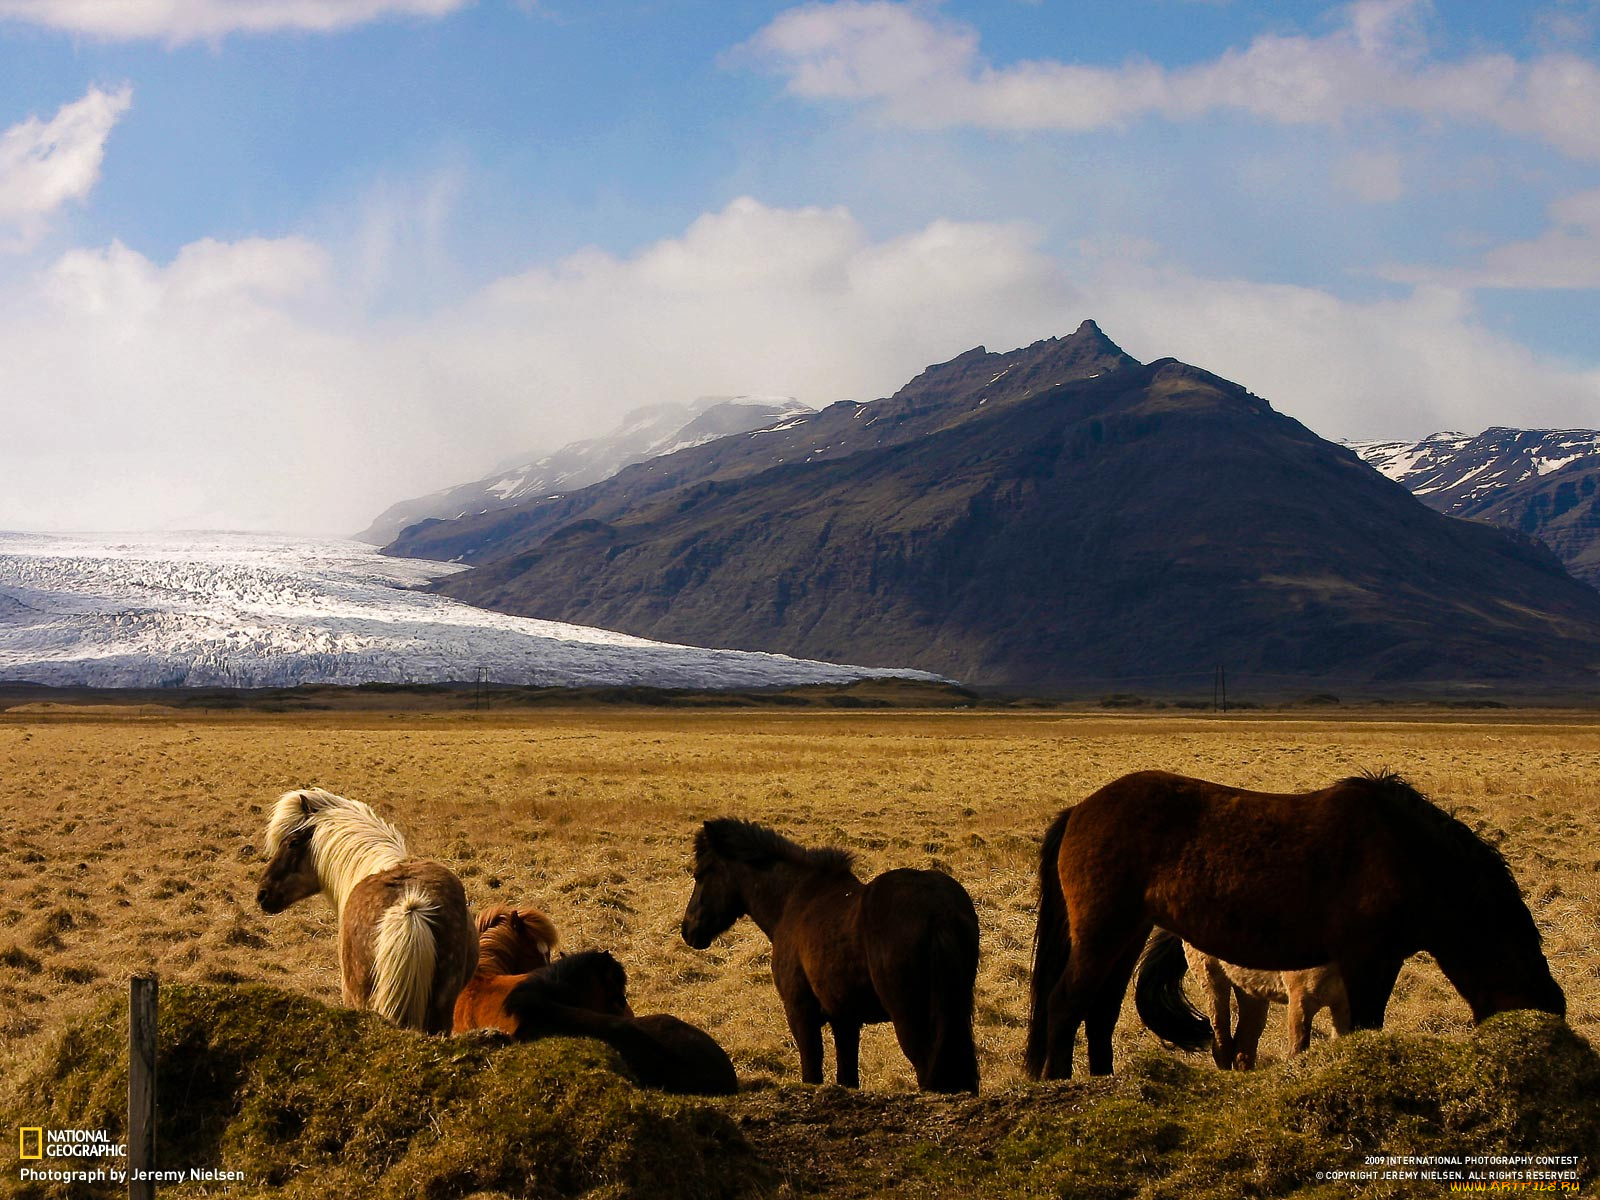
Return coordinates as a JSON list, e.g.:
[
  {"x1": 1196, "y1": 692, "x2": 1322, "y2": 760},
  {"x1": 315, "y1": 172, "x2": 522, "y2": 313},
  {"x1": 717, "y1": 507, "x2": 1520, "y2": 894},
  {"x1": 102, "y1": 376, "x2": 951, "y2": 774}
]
[
  {"x1": 5, "y1": 993, "x2": 1596, "y2": 1200},
  {"x1": 1, "y1": 983, "x2": 765, "y2": 1200},
  {"x1": 731, "y1": 1013, "x2": 1600, "y2": 1198}
]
